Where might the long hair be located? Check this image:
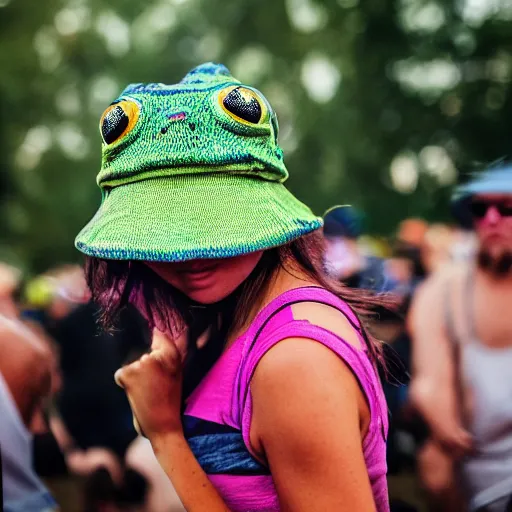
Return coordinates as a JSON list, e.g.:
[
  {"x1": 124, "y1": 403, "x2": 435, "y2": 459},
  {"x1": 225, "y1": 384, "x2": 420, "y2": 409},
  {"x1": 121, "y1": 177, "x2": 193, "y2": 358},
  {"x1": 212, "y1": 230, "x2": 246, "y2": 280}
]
[{"x1": 85, "y1": 231, "x2": 393, "y2": 398}]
